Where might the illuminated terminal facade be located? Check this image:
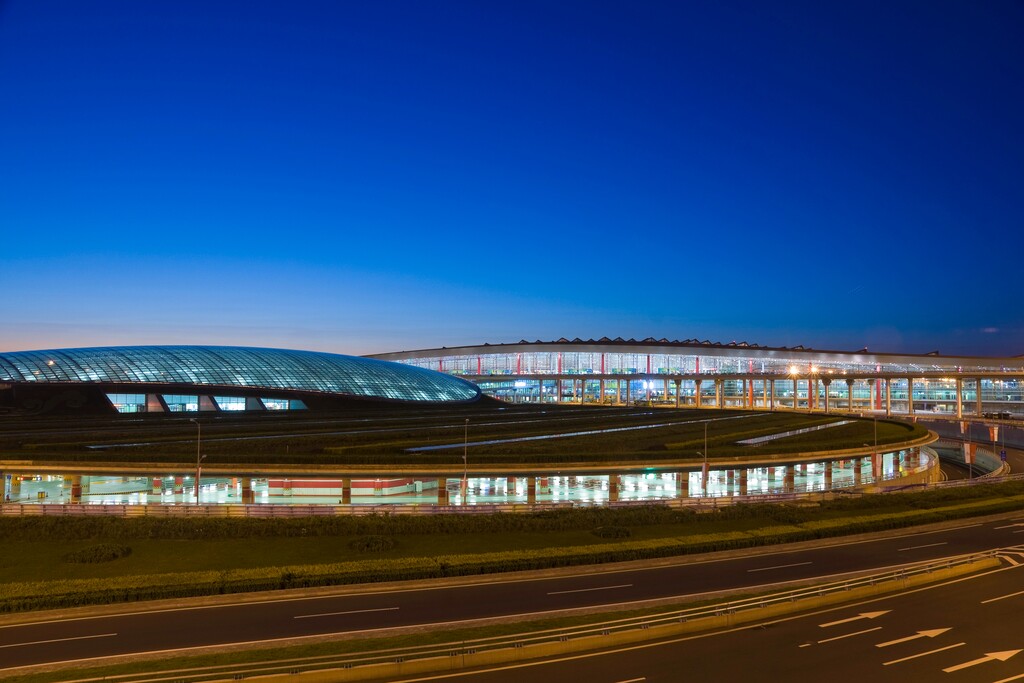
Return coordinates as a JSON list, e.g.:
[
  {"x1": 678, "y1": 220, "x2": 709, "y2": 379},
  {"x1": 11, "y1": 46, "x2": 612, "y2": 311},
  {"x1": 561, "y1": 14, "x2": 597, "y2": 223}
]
[
  {"x1": 0, "y1": 346, "x2": 481, "y2": 415},
  {"x1": 371, "y1": 338, "x2": 1024, "y2": 419}
]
